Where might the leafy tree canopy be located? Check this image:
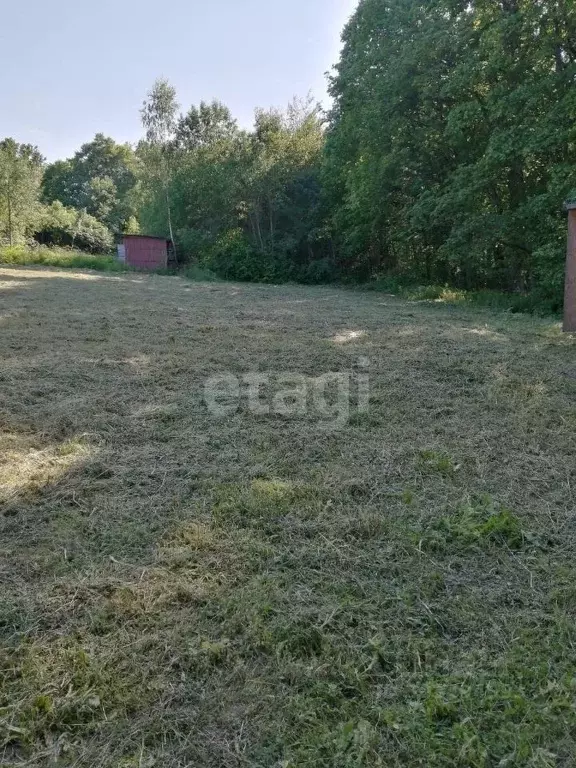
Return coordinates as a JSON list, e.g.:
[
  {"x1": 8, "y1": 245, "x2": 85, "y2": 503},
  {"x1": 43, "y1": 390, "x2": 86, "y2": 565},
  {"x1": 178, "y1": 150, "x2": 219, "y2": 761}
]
[
  {"x1": 324, "y1": 0, "x2": 576, "y2": 304},
  {"x1": 42, "y1": 133, "x2": 138, "y2": 233},
  {"x1": 0, "y1": 138, "x2": 44, "y2": 244}
]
